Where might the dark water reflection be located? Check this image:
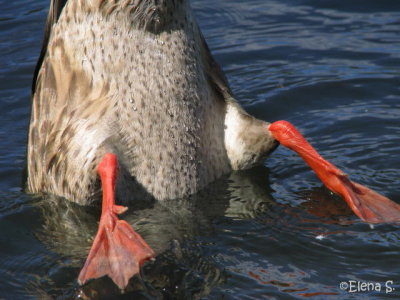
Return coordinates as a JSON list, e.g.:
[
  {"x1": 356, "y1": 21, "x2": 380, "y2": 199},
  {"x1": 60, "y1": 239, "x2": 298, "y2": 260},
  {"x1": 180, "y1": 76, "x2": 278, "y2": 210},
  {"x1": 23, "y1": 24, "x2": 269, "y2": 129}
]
[{"x1": 1, "y1": 0, "x2": 400, "y2": 299}]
